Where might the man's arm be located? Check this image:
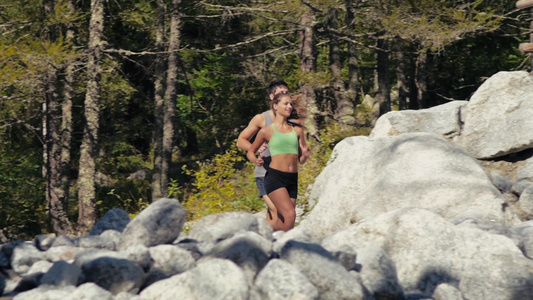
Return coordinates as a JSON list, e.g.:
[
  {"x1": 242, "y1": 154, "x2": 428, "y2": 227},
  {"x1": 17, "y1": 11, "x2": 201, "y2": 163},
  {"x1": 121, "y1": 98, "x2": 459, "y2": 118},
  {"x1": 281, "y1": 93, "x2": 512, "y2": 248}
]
[
  {"x1": 247, "y1": 129, "x2": 267, "y2": 166},
  {"x1": 237, "y1": 113, "x2": 265, "y2": 152}
]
